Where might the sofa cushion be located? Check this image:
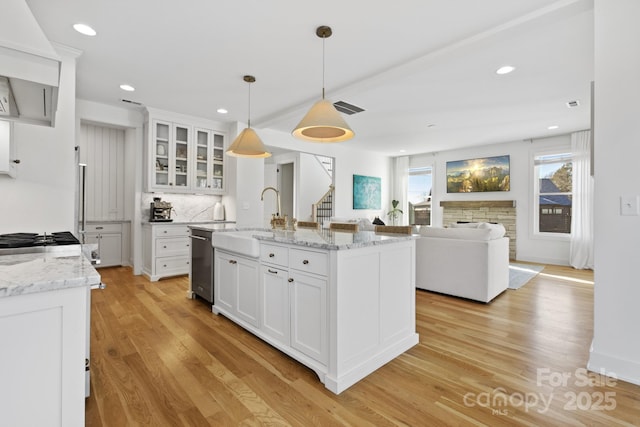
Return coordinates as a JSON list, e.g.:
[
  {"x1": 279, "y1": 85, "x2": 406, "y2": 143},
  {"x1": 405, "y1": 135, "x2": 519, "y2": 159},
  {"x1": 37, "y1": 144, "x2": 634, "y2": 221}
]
[{"x1": 478, "y1": 222, "x2": 506, "y2": 239}]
